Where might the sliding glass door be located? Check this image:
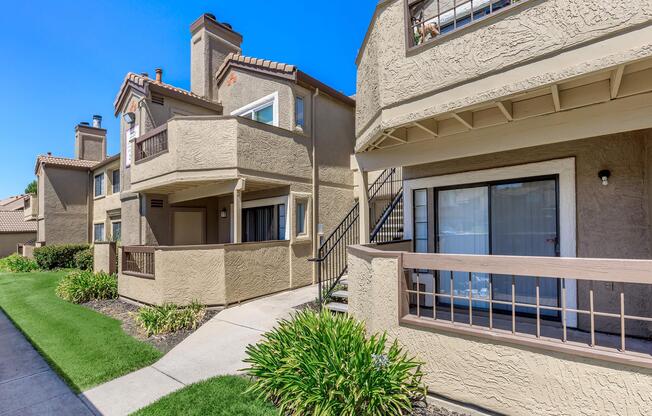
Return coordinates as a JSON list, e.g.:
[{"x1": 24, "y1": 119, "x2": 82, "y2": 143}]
[{"x1": 435, "y1": 177, "x2": 559, "y2": 316}]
